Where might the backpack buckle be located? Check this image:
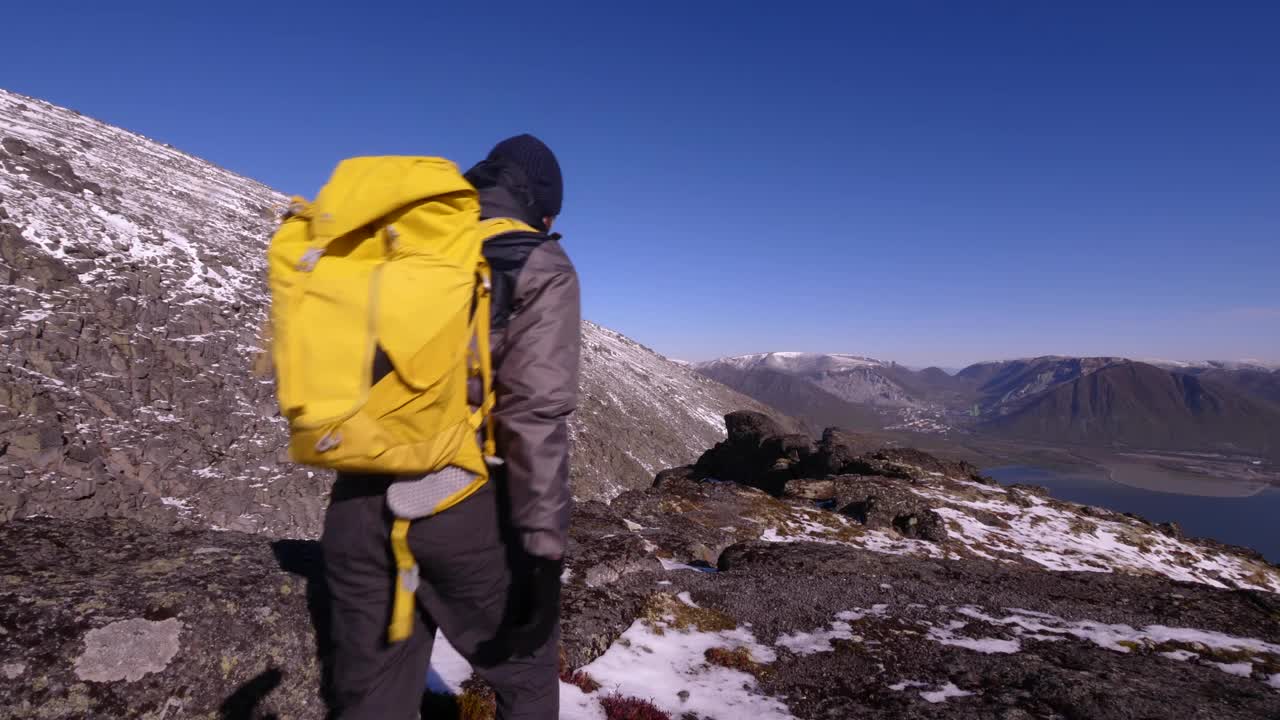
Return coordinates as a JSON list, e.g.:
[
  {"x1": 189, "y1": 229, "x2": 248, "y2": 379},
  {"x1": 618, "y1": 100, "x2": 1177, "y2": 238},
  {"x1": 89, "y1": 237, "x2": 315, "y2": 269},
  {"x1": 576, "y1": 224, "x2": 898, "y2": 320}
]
[
  {"x1": 398, "y1": 564, "x2": 420, "y2": 593},
  {"x1": 315, "y1": 432, "x2": 342, "y2": 453},
  {"x1": 296, "y1": 248, "x2": 325, "y2": 272}
]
